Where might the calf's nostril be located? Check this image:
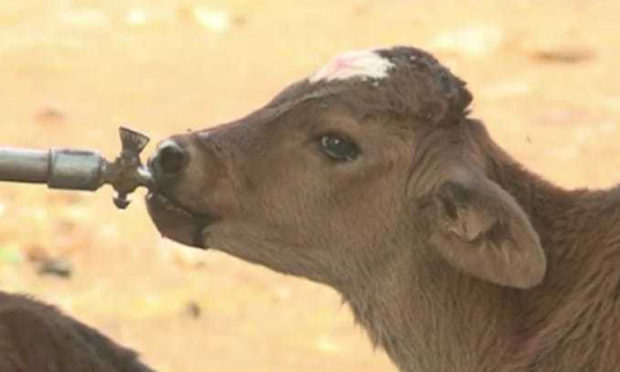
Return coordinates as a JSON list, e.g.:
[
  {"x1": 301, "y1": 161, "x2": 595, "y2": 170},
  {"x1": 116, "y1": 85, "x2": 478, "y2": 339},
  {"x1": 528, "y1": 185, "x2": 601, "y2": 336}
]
[{"x1": 153, "y1": 140, "x2": 188, "y2": 177}]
